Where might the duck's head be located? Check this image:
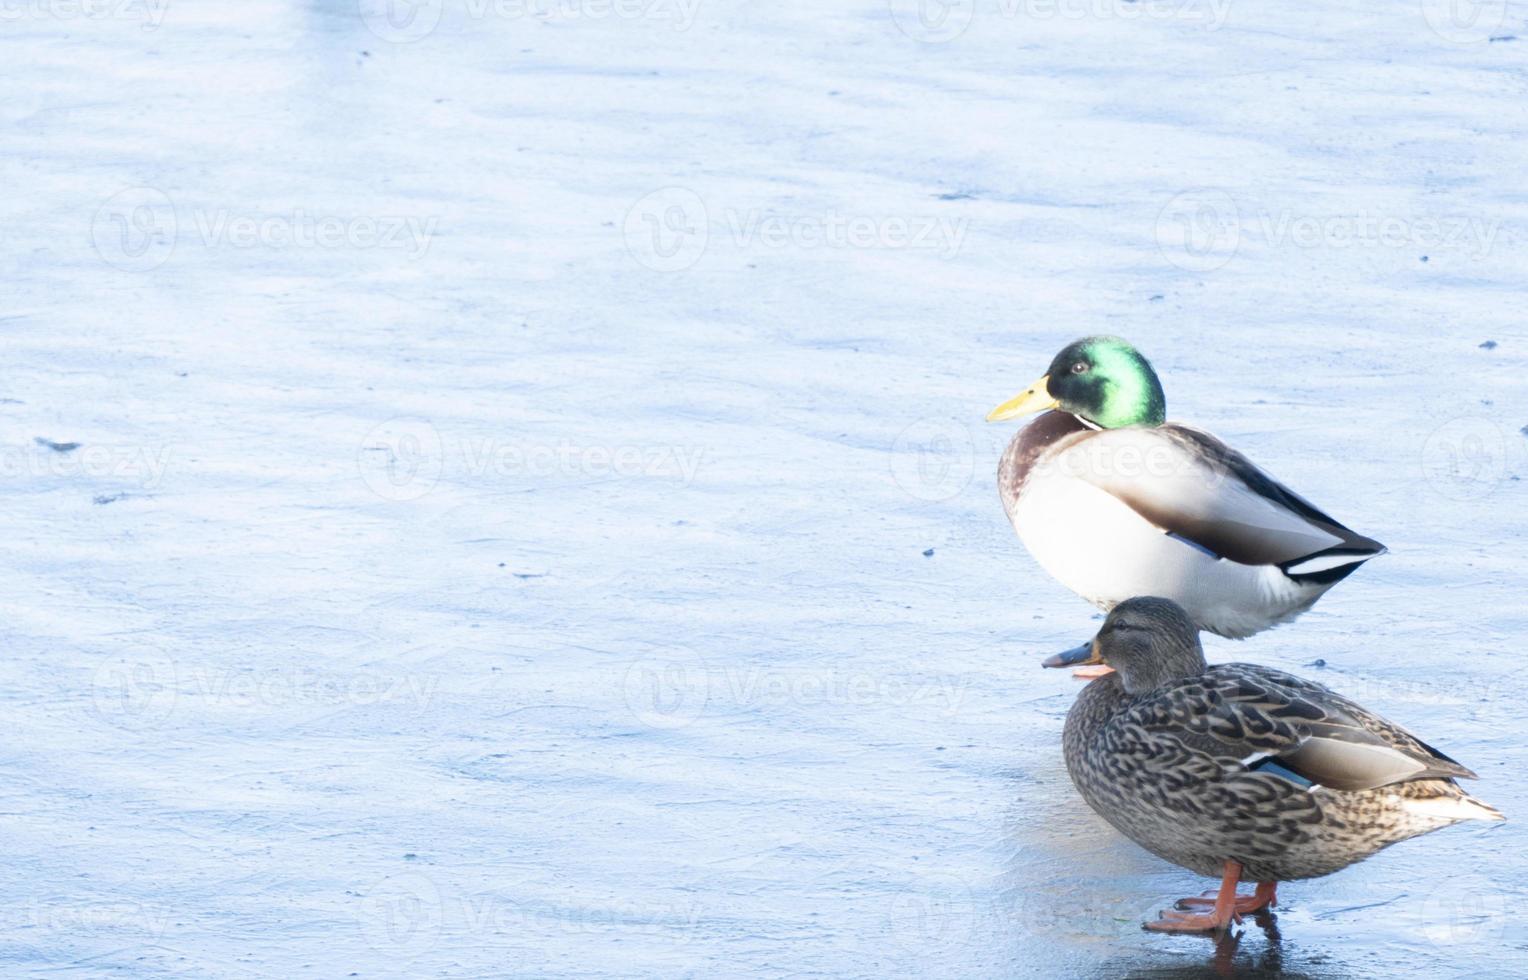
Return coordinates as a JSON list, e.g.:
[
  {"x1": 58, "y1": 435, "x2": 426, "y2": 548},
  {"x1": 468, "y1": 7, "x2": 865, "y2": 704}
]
[
  {"x1": 1042, "y1": 597, "x2": 1207, "y2": 694},
  {"x1": 987, "y1": 336, "x2": 1166, "y2": 429}
]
